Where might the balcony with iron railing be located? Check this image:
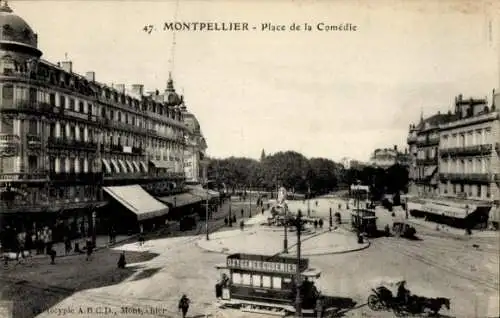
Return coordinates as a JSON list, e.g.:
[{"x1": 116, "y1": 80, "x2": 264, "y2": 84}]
[
  {"x1": 47, "y1": 137, "x2": 98, "y2": 151},
  {"x1": 48, "y1": 172, "x2": 104, "y2": 183},
  {"x1": 416, "y1": 135, "x2": 440, "y2": 146},
  {"x1": 439, "y1": 172, "x2": 492, "y2": 183},
  {"x1": 0, "y1": 172, "x2": 48, "y2": 181},
  {"x1": 416, "y1": 157, "x2": 438, "y2": 165},
  {"x1": 439, "y1": 144, "x2": 493, "y2": 157},
  {"x1": 0, "y1": 101, "x2": 53, "y2": 114}
]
